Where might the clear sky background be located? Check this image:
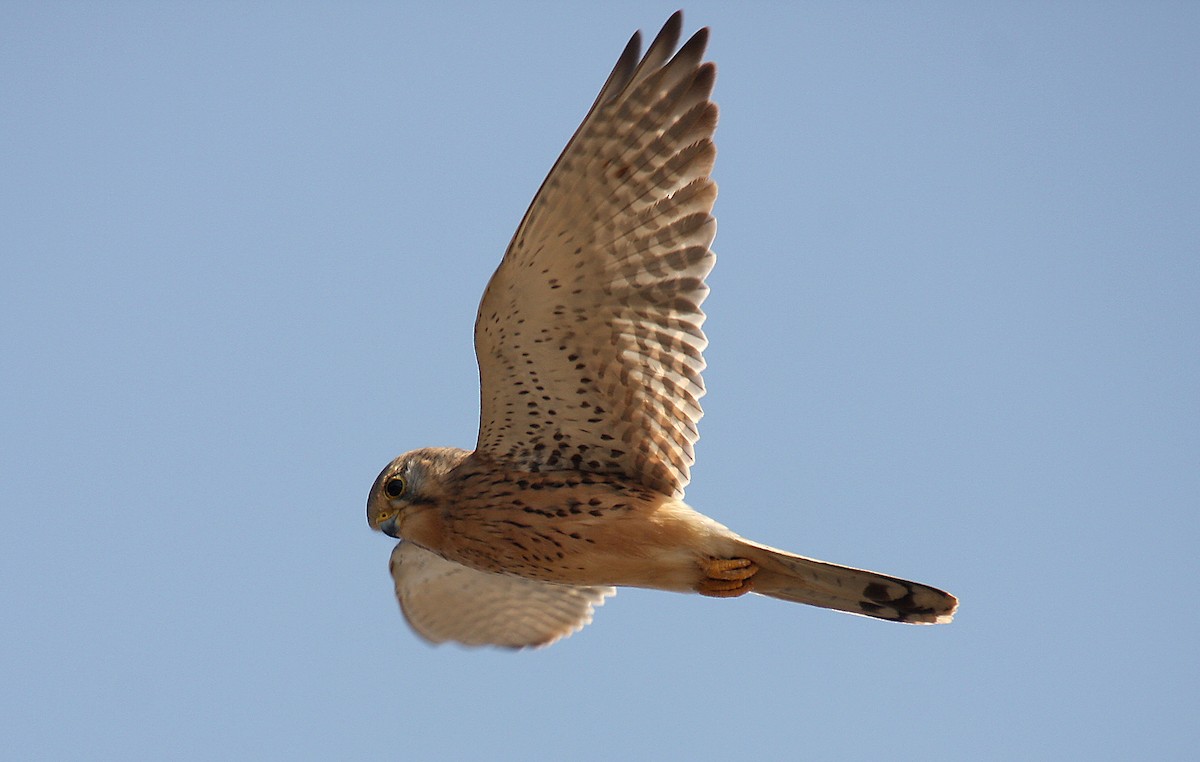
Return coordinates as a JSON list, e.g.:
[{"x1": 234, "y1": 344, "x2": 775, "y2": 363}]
[{"x1": 3, "y1": 2, "x2": 1197, "y2": 759}]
